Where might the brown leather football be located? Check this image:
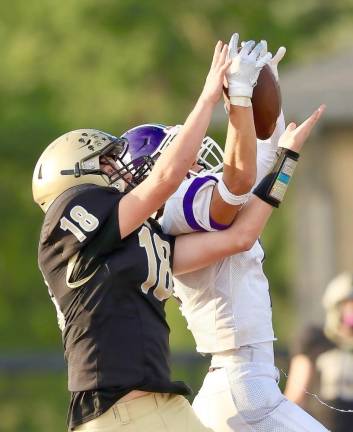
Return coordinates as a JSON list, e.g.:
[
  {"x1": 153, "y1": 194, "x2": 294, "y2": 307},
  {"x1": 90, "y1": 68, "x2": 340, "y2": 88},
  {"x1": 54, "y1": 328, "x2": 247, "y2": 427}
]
[
  {"x1": 223, "y1": 64, "x2": 281, "y2": 140},
  {"x1": 252, "y1": 64, "x2": 281, "y2": 140}
]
